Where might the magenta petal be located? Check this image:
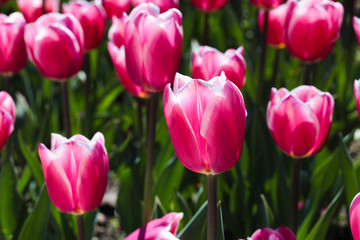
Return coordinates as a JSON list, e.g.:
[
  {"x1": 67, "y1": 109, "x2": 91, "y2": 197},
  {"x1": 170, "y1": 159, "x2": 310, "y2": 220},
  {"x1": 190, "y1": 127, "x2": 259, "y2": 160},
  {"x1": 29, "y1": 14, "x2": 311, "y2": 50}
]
[
  {"x1": 275, "y1": 226, "x2": 297, "y2": 240},
  {"x1": 51, "y1": 133, "x2": 68, "y2": 151},
  {"x1": 0, "y1": 111, "x2": 13, "y2": 151},
  {"x1": 350, "y1": 193, "x2": 360, "y2": 240}
]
